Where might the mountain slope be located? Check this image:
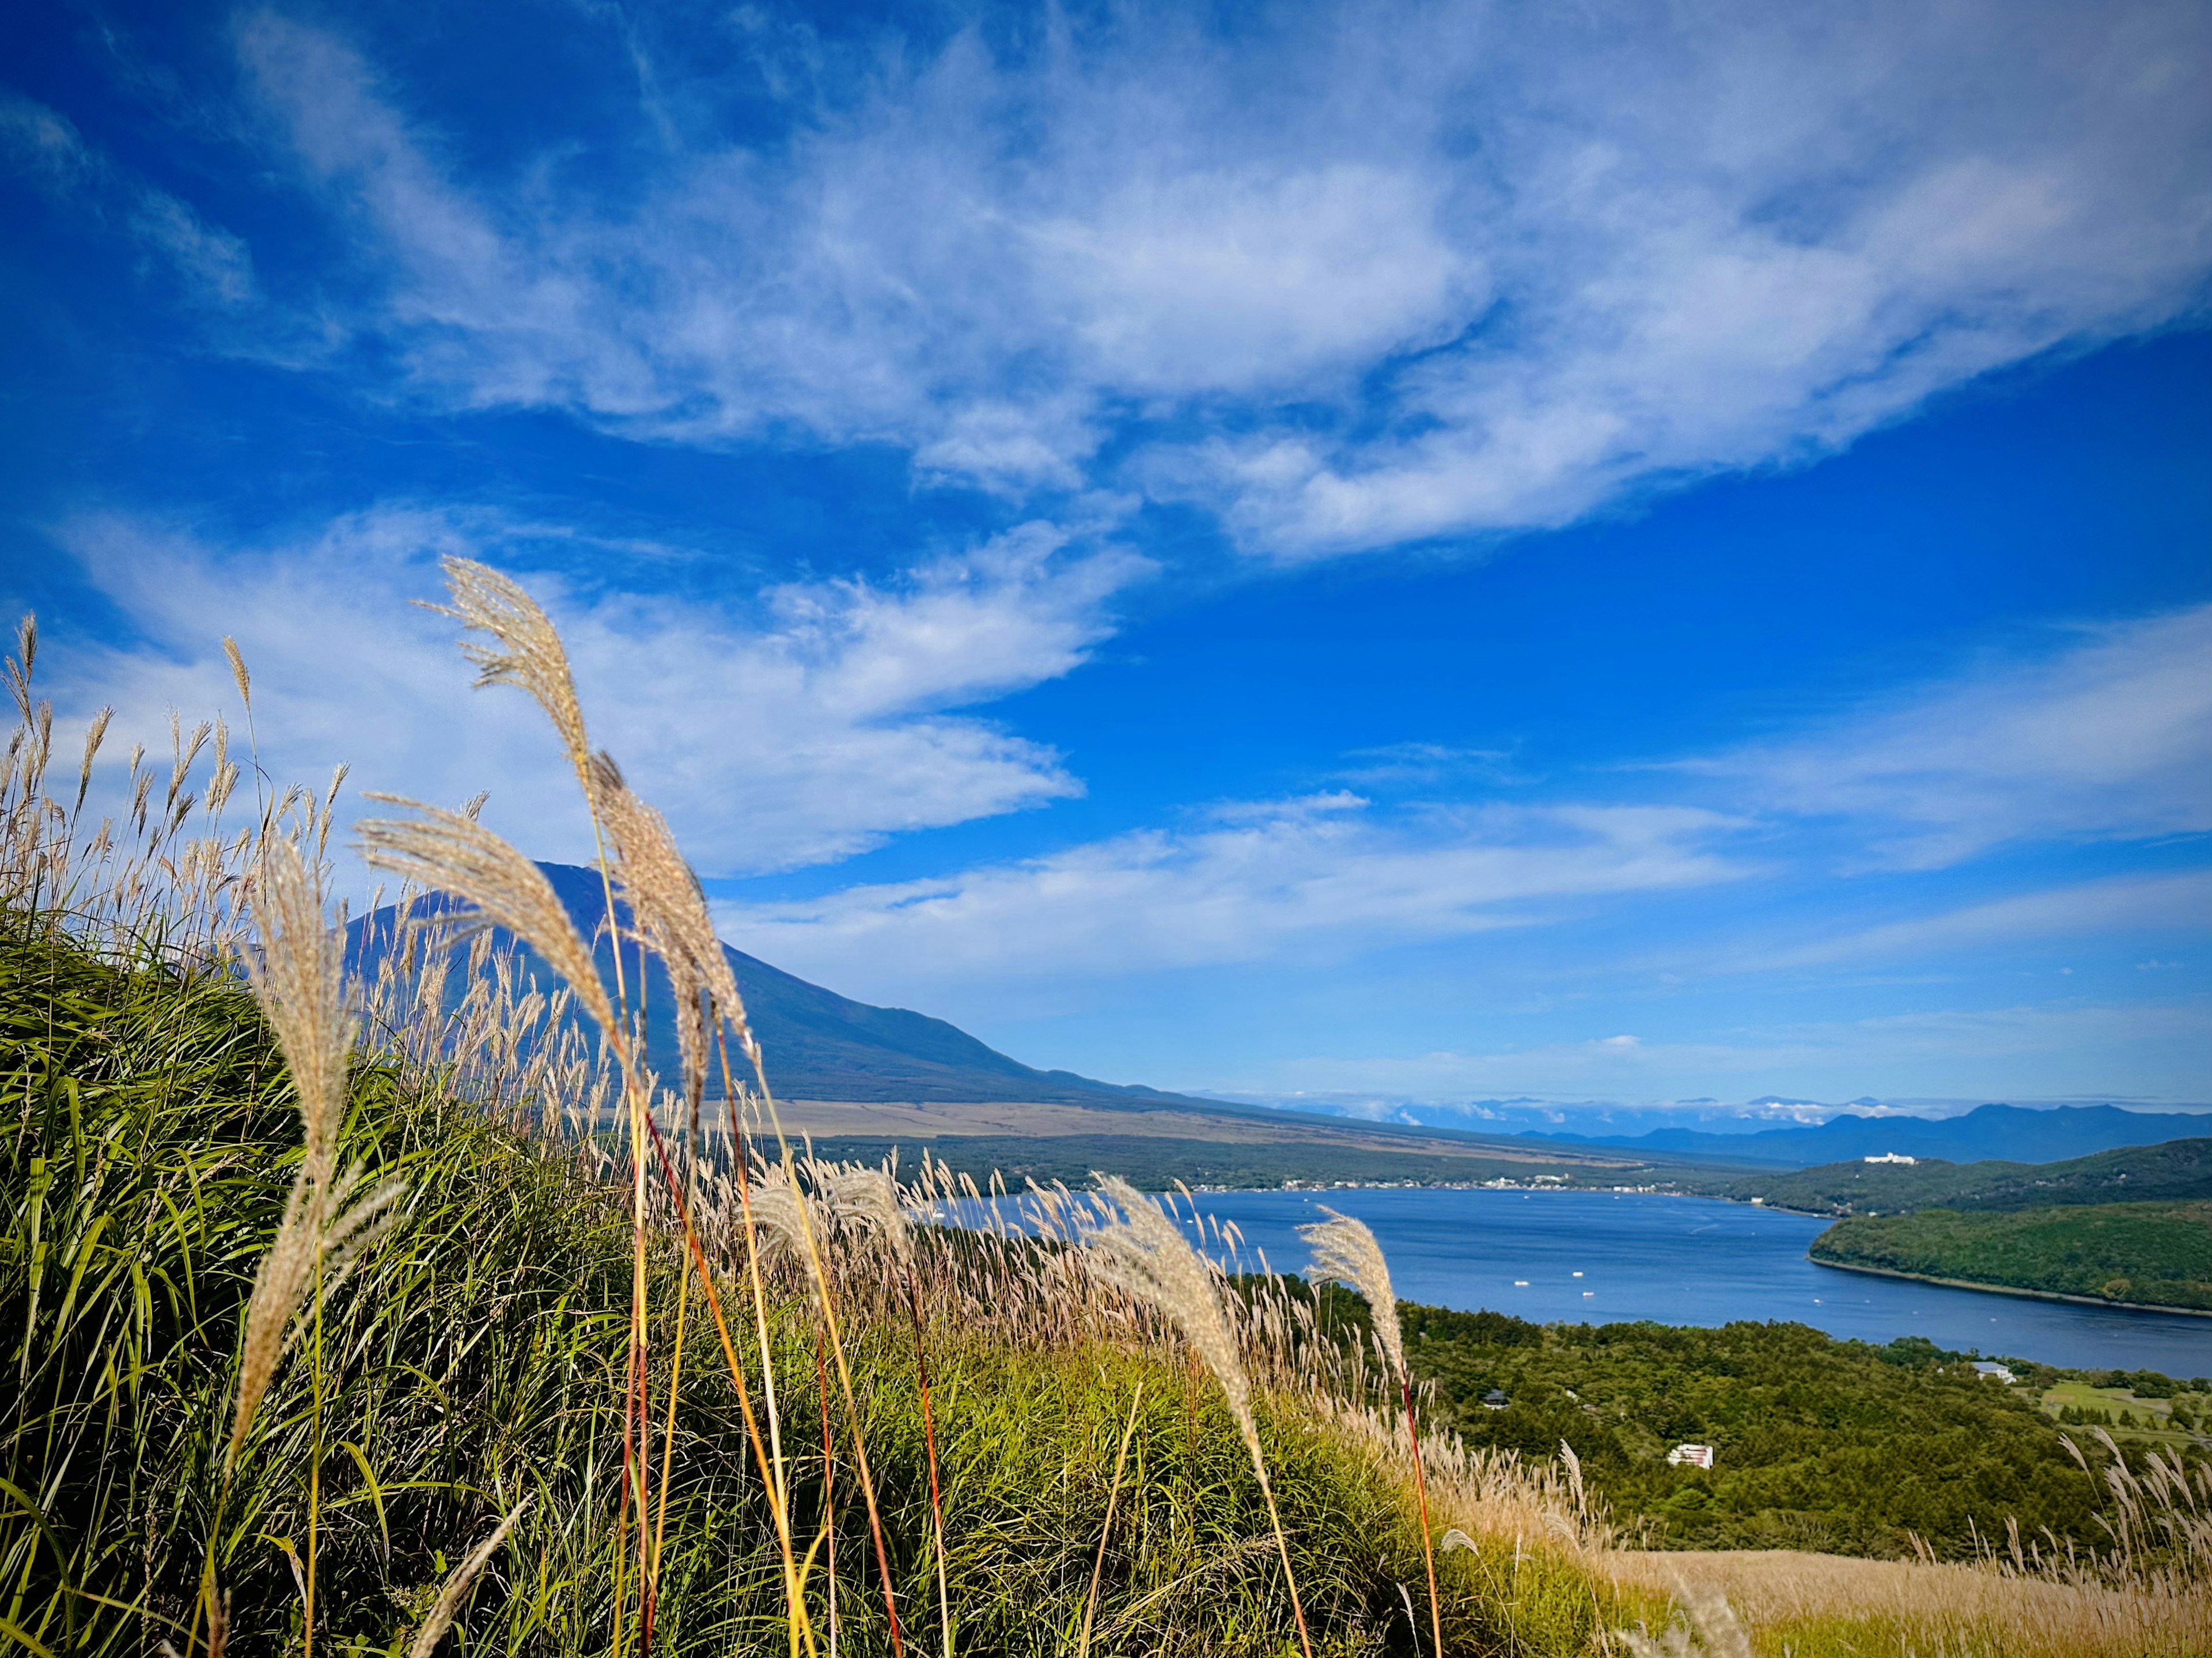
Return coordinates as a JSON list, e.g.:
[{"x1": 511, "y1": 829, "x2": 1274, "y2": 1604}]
[
  {"x1": 353, "y1": 862, "x2": 1268, "y2": 1113},
  {"x1": 1530, "y1": 1102, "x2": 2212, "y2": 1167}
]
